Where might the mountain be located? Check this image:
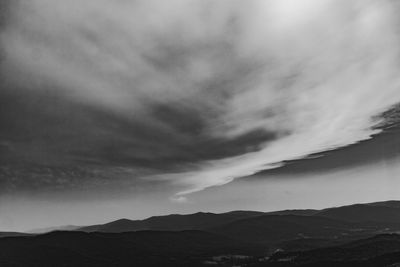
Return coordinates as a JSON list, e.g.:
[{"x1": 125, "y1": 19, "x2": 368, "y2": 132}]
[
  {"x1": 0, "y1": 232, "x2": 32, "y2": 238},
  {"x1": 316, "y1": 202, "x2": 400, "y2": 223},
  {"x1": 3, "y1": 200, "x2": 400, "y2": 266},
  {"x1": 367, "y1": 200, "x2": 400, "y2": 209},
  {"x1": 0, "y1": 230, "x2": 264, "y2": 267},
  {"x1": 3, "y1": 231, "x2": 400, "y2": 267},
  {"x1": 73, "y1": 200, "x2": 400, "y2": 247},
  {"x1": 76, "y1": 201, "x2": 400, "y2": 234},
  {"x1": 28, "y1": 225, "x2": 81, "y2": 234},
  {"x1": 266, "y1": 209, "x2": 319, "y2": 216},
  {"x1": 78, "y1": 210, "x2": 264, "y2": 232}
]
